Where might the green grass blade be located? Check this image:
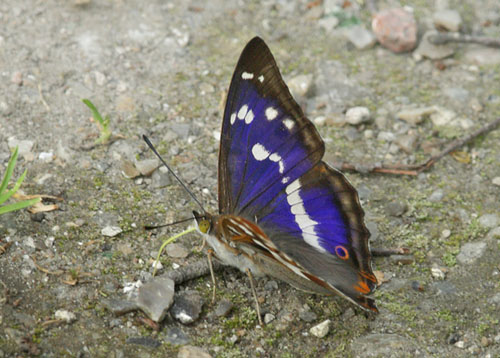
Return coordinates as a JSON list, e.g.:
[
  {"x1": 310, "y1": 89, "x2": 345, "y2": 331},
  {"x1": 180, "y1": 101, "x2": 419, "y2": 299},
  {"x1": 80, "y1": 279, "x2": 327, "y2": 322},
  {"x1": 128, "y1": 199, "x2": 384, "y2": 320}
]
[
  {"x1": 0, "y1": 169, "x2": 28, "y2": 204},
  {"x1": 0, "y1": 197, "x2": 40, "y2": 215},
  {"x1": 82, "y1": 99, "x2": 104, "y2": 125},
  {"x1": 0, "y1": 146, "x2": 18, "y2": 195}
]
